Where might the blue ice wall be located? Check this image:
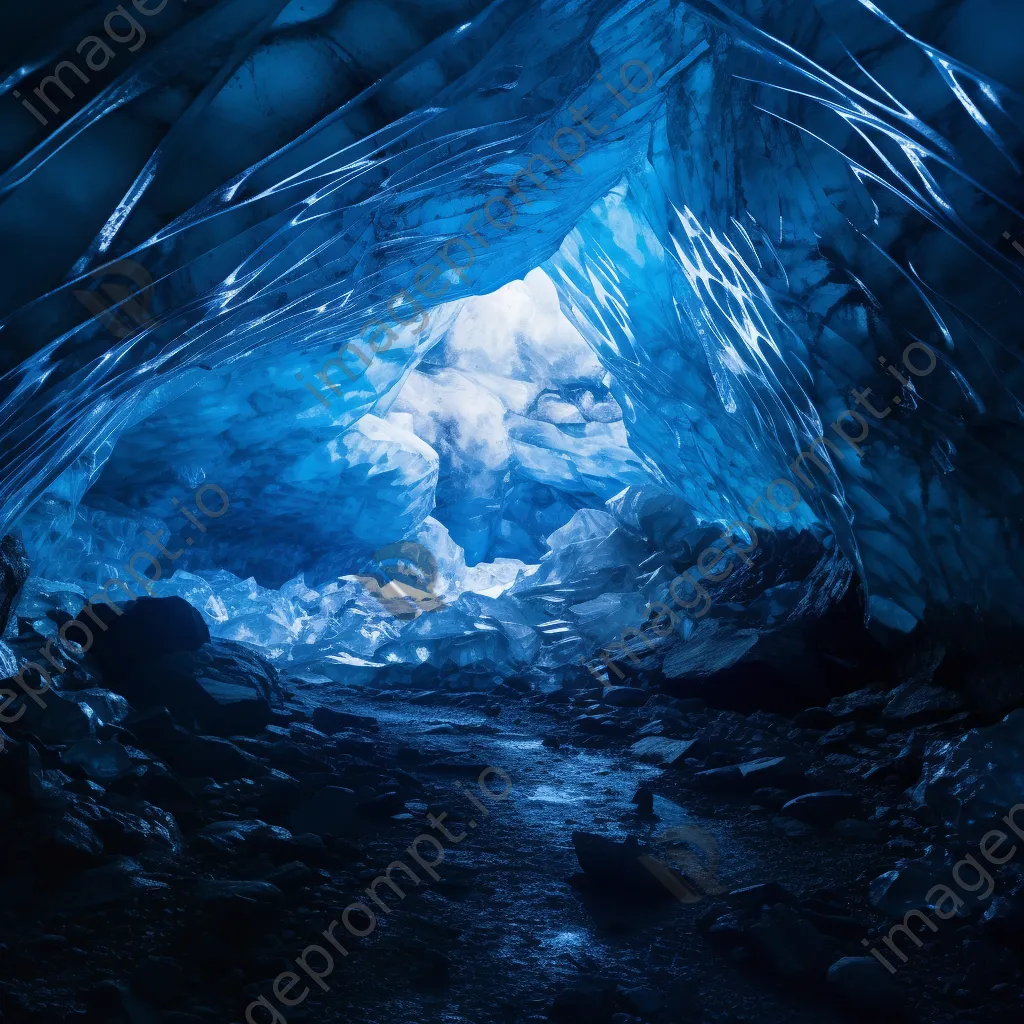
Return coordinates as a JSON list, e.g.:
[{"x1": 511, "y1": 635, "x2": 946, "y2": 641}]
[{"x1": 1, "y1": 0, "x2": 1023, "y2": 655}]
